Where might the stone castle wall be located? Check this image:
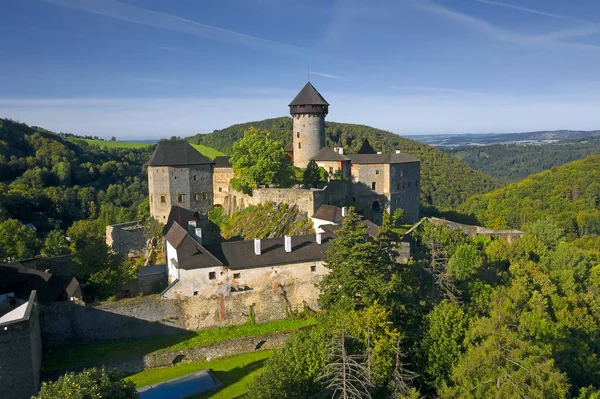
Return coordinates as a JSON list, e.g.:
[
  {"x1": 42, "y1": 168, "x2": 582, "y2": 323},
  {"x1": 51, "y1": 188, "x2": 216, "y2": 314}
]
[
  {"x1": 105, "y1": 221, "x2": 145, "y2": 257},
  {"x1": 0, "y1": 292, "x2": 42, "y2": 399},
  {"x1": 149, "y1": 165, "x2": 213, "y2": 221},
  {"x1": 293, "y1": 113, "x2": 325, "y2": 168},
  {"x1": 222, "y1": 182, "x2": 351, "y2": 217},
  {"x1": 213, "y1": 166, "x2": 234, "y2": 206}
]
